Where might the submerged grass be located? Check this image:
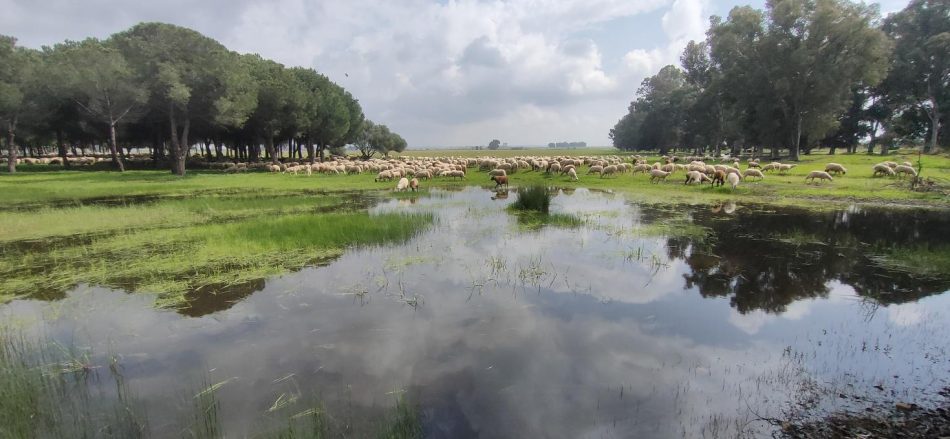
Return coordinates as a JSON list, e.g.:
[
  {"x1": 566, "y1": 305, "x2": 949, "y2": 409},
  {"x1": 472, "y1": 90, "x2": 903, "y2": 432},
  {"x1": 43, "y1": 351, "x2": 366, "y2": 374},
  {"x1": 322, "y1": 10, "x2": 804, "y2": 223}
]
[
  {"x1": 509, "y1": 186, "x2": 551, "y2": 213},
  {"x1": 868, "y1": 243, "x2": 950, "y2": 278},
  {"x1": 507, "y1": 185, "x2": 583, "y2": 230},
  {"x1": 0, "y1": 328, "x2": 422, "y2": 438}
]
